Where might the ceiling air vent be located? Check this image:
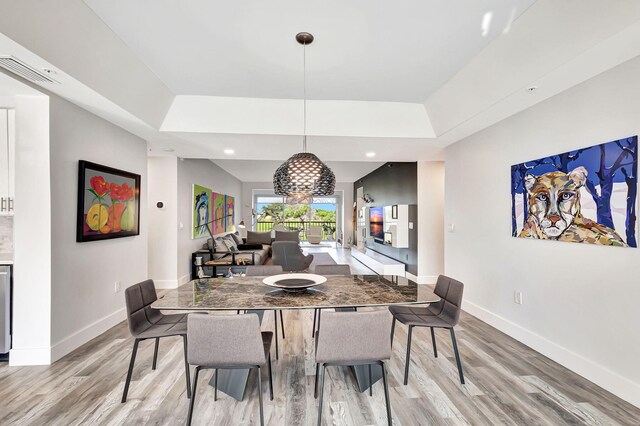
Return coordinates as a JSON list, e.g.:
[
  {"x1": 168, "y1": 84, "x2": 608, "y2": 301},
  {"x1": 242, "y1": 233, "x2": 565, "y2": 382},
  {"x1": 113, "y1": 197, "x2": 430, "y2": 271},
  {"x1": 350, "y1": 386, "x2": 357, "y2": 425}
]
[{"x1": 0, "y1": 56, "x2": 58, "y2": 83}]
